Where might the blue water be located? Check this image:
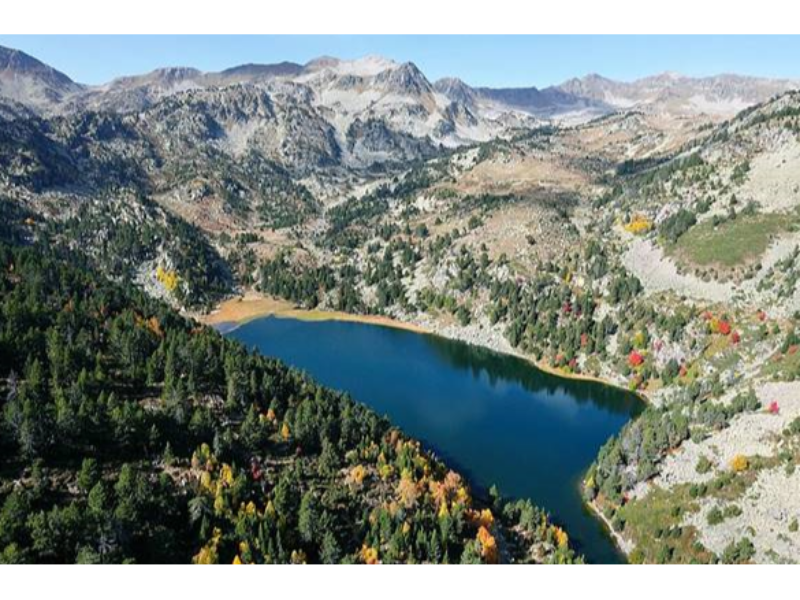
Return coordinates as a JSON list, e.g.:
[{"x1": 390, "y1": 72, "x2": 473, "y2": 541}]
[{"x1": 228, "y1": 316, "x2": 643, "y2": 563}]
